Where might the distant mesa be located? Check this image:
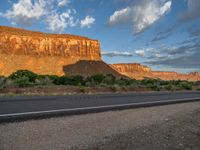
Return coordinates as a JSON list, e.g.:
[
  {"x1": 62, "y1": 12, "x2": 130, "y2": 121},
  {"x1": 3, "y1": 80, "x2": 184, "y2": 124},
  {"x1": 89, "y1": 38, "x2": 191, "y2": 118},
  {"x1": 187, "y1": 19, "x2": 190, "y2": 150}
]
[
  {"x1": 0, "y1": 26, "x2": 199, "y2": 81},
  {"x1": 110, "y1": 63, "x2": 200, "y2": 81}
]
